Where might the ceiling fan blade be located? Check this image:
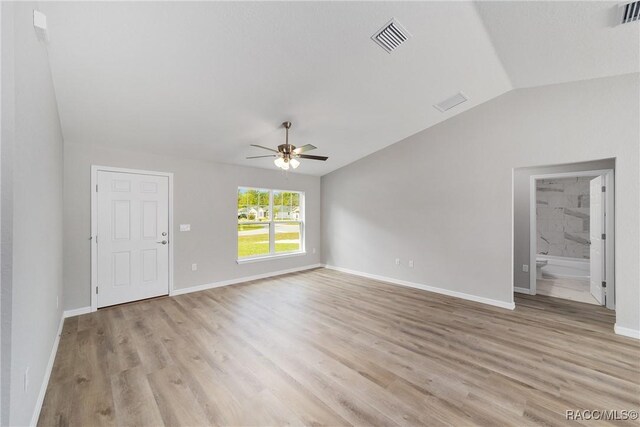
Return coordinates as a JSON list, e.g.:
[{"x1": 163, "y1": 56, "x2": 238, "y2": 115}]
[
  {"x1": 298, "y1": 154, "x2": 328, "y2": 161},
  {"x1": 250, "y1": 144, "x2": 278, "y2": 153},
  {"x1": 293, "y1": 144, "x2": 317, "y2": 154},
  {"x1": 246, "y1": 155, "x2": 276, "y2": 159}
]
